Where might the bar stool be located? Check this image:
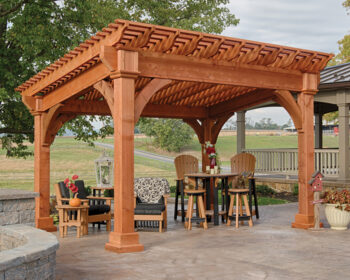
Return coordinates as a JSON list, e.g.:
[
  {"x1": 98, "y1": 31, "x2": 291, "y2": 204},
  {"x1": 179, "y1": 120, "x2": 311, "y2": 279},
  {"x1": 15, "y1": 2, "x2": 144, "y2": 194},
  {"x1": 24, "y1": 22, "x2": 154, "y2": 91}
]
[
  {"x1": 184, "y1": 189, "x2": 207, "y2": 230},
  {"x1": 226, "y1": 188, "x2": 253, "y2": 228}
]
